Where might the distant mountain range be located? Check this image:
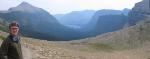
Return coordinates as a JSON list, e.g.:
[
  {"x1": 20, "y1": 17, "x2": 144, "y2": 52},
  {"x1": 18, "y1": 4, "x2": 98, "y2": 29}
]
[
  {"x1": 0, "y1": 2, "x2": 86, "y2": 40},
  {"x1": 83, "y1": 9, "x2": 130, "y2": 29},
  {"x1": 54, "y1": 9, "x2": 130, "y2": 28},
  {"x1": 71, "y1": 0, "x2": 150, "y2": 50},
  {"x1": 2, "y1": 0, "x2": 149, "y2": 41},
  {"x1": 54, "y1": 8, "x2": 131, "y2": 39},
  {"x1": 80, "y1": 9, "x2": 129, "y2": 37},
  {"x1": 54, "y1": 10, "x2": 96, "y2": 27},
  {"x1": 87, "y1": 14, "x2": 128, "y2": 37}
]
